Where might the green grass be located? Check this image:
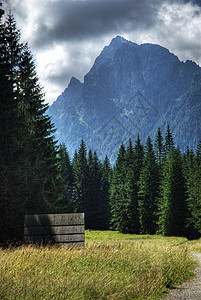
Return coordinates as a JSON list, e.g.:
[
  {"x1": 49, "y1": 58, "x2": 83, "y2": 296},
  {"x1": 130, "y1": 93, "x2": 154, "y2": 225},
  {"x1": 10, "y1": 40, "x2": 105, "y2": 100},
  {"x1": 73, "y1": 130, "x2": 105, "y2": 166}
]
[{"x1": 0, "y1": 231, "x2": 198, "y2": 300}]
